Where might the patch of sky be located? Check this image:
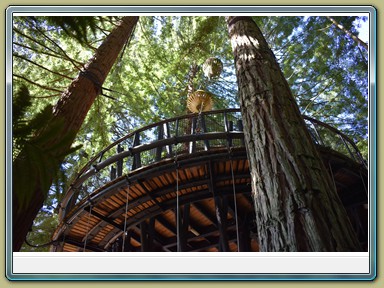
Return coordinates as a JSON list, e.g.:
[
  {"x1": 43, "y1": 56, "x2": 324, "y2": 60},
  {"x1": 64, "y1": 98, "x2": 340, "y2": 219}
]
[{"x1": 354, "y1": 17, "x2": 369, "y2": 44}]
